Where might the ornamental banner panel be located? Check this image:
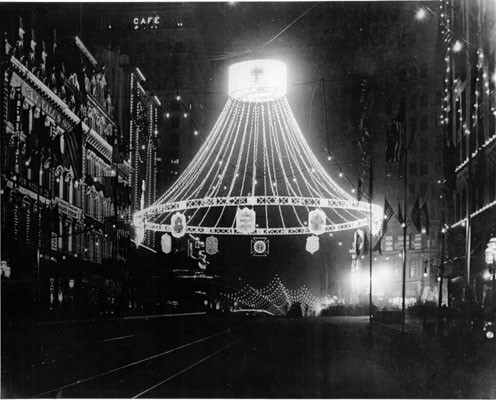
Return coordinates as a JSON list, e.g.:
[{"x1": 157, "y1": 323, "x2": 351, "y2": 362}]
[
  {"x1": 170, "y1": 212, "x2": 186, "y2": 238},
  {"x1": 251, "y1": 237, "x2": 269, "y2": 256}
]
